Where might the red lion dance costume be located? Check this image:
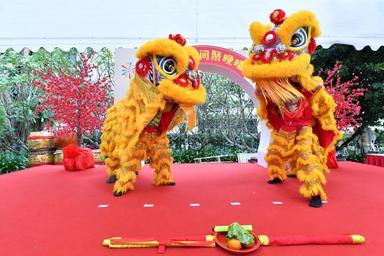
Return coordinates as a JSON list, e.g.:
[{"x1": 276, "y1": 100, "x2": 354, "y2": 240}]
[
  {"x1": 242, "y1": 10, "x2": 341, "y2": 207},
  {"x1": 100, "y1": 35, "x2": 206, "y2": 196}
]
